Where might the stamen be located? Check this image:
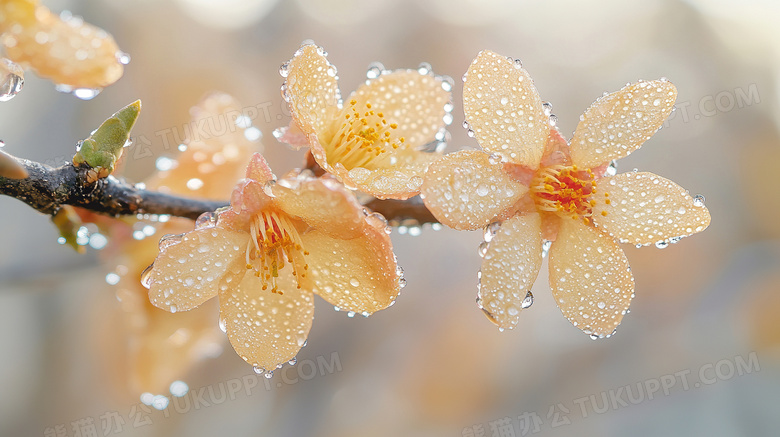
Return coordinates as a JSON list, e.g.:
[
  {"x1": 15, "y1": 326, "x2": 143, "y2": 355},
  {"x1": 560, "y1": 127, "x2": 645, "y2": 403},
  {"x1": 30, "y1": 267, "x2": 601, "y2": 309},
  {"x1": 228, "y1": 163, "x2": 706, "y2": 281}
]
[
  {"x1": 530, "y1": 165, "x2": 597, "y2": 223},
  {"x1": 326, "y1": 99, "x2": 406, "y2": 170},
  {"x1": 244, "y1": 210, "x2": 309, "y2": 294}
]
